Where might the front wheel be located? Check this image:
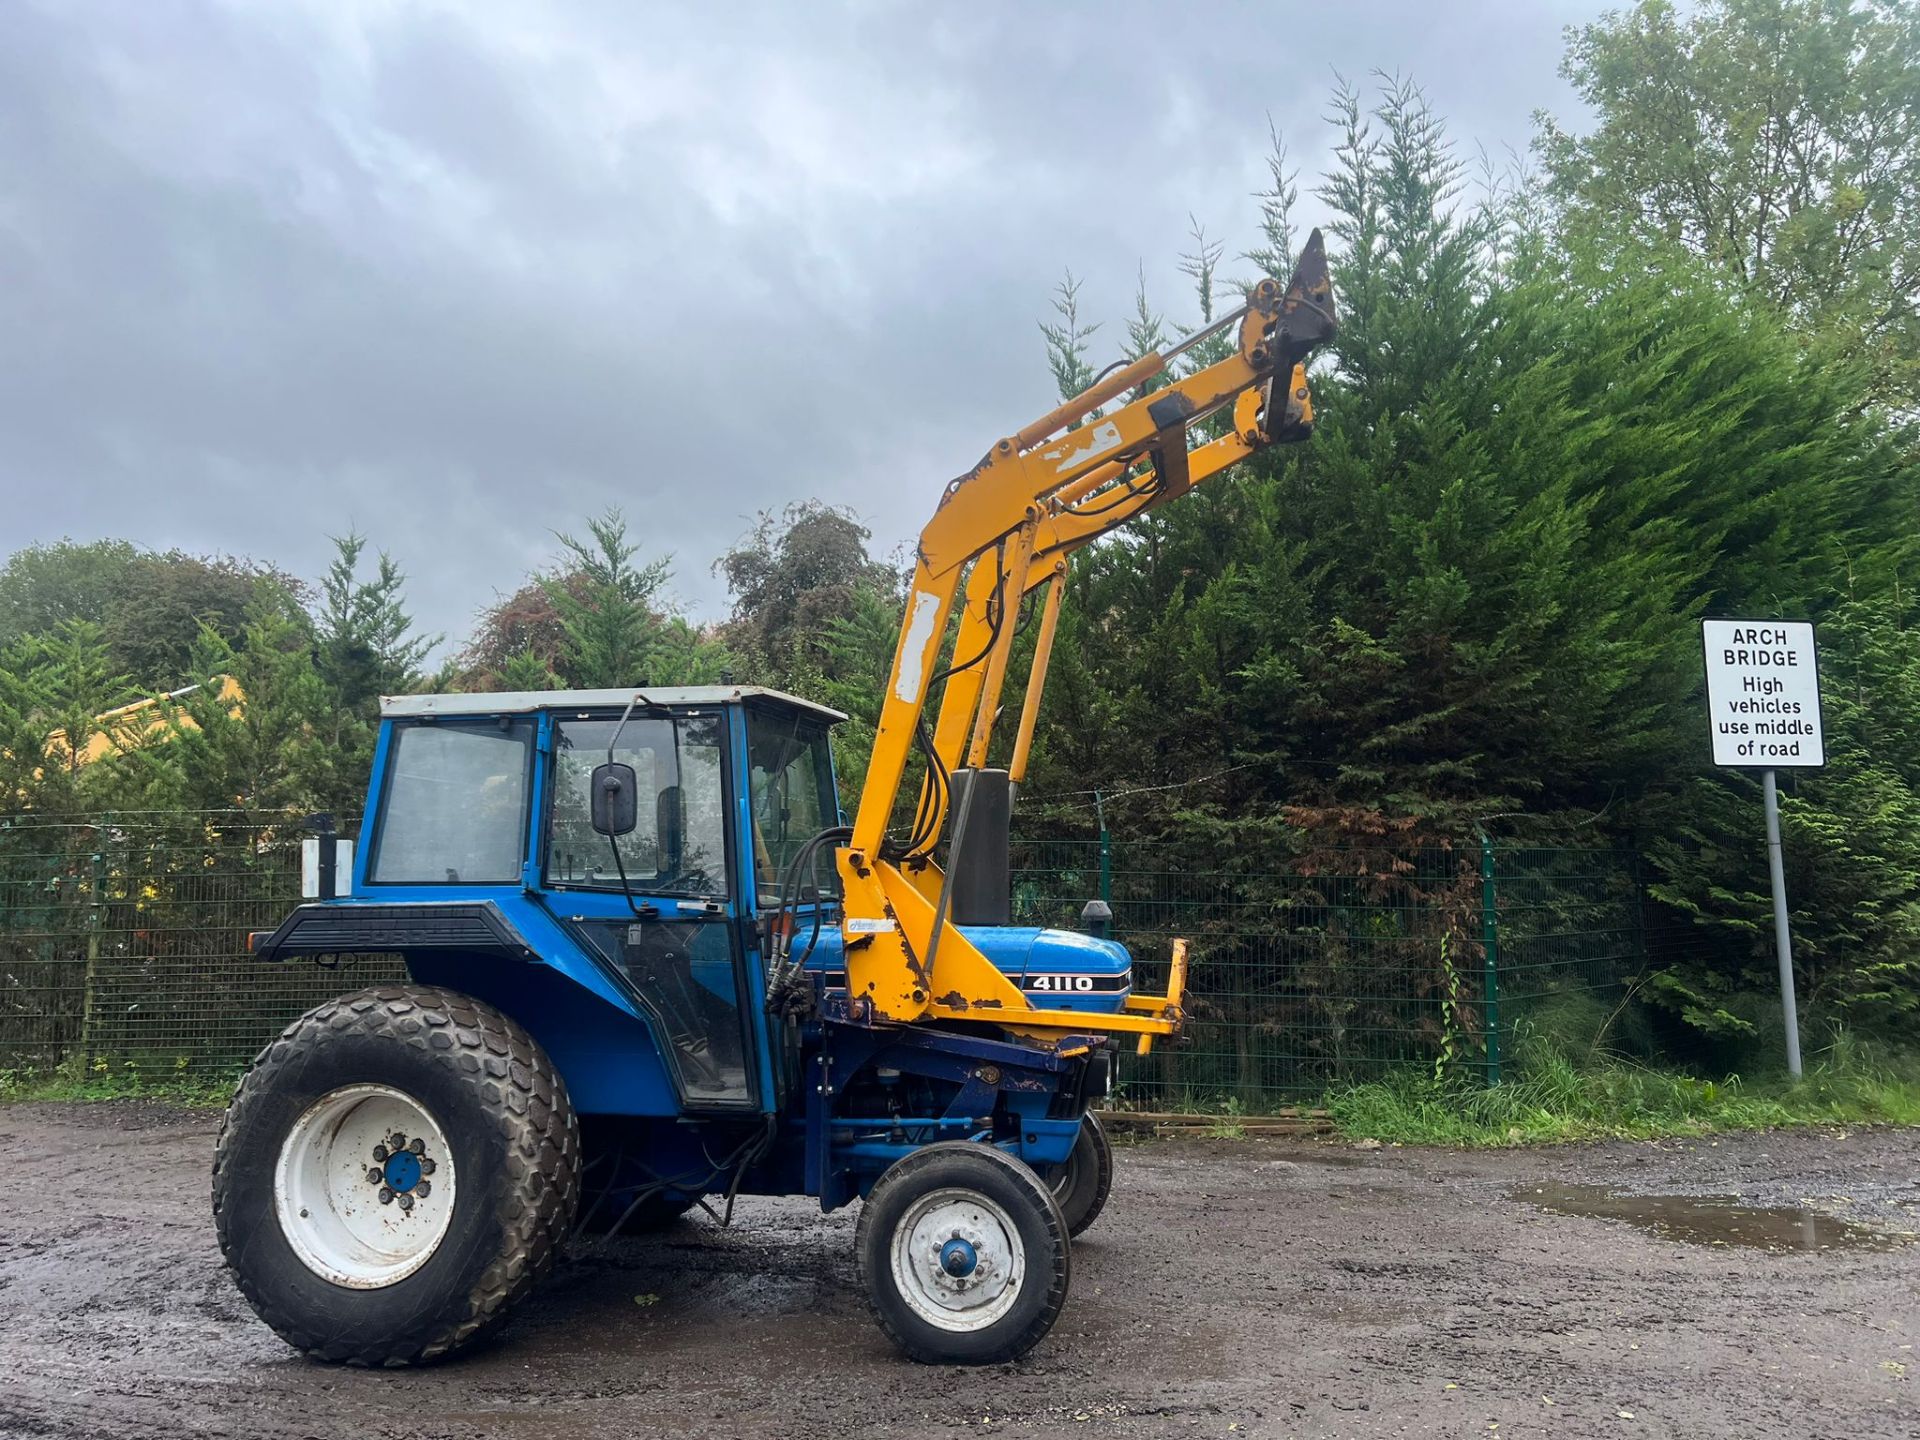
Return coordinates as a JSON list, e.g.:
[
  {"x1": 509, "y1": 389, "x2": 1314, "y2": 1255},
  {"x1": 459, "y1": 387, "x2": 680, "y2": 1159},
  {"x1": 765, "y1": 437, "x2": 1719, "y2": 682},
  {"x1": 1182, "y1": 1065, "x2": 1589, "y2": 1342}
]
[
  {"x1": 212, "y1": 985, "x2": 581, "y2": 1365},
  {"x1": 855, "y1": 1142, "x2": 1070, "y2": 1365}
]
